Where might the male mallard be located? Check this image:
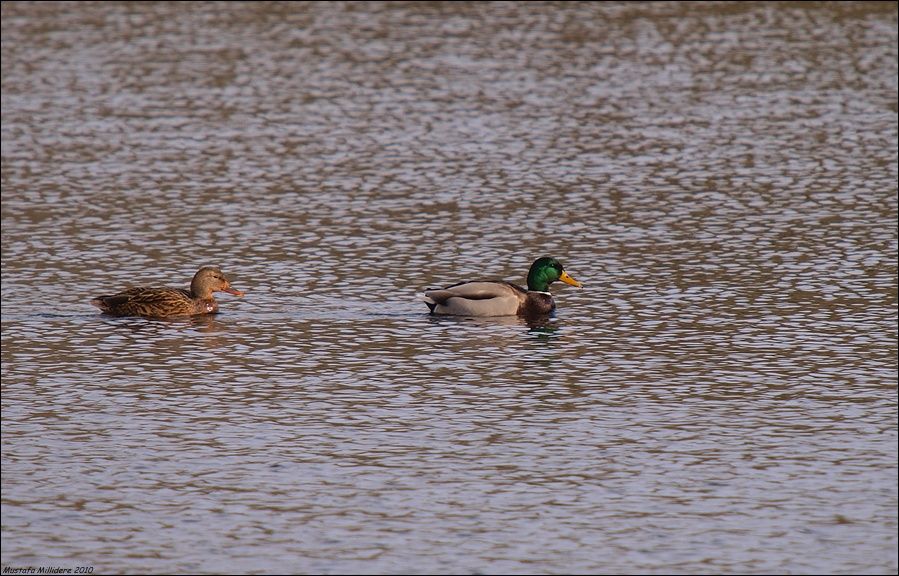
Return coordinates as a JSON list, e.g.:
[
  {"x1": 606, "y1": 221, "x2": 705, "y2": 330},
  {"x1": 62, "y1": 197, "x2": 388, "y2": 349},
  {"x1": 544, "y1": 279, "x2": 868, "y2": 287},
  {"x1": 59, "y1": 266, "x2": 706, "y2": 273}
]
[
  {"x1": 90, "y1": 266, "x2": 244, "y2": 318},
  {"x1": 423, "y1": 257, "x2": 582, "y2": 317}
]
